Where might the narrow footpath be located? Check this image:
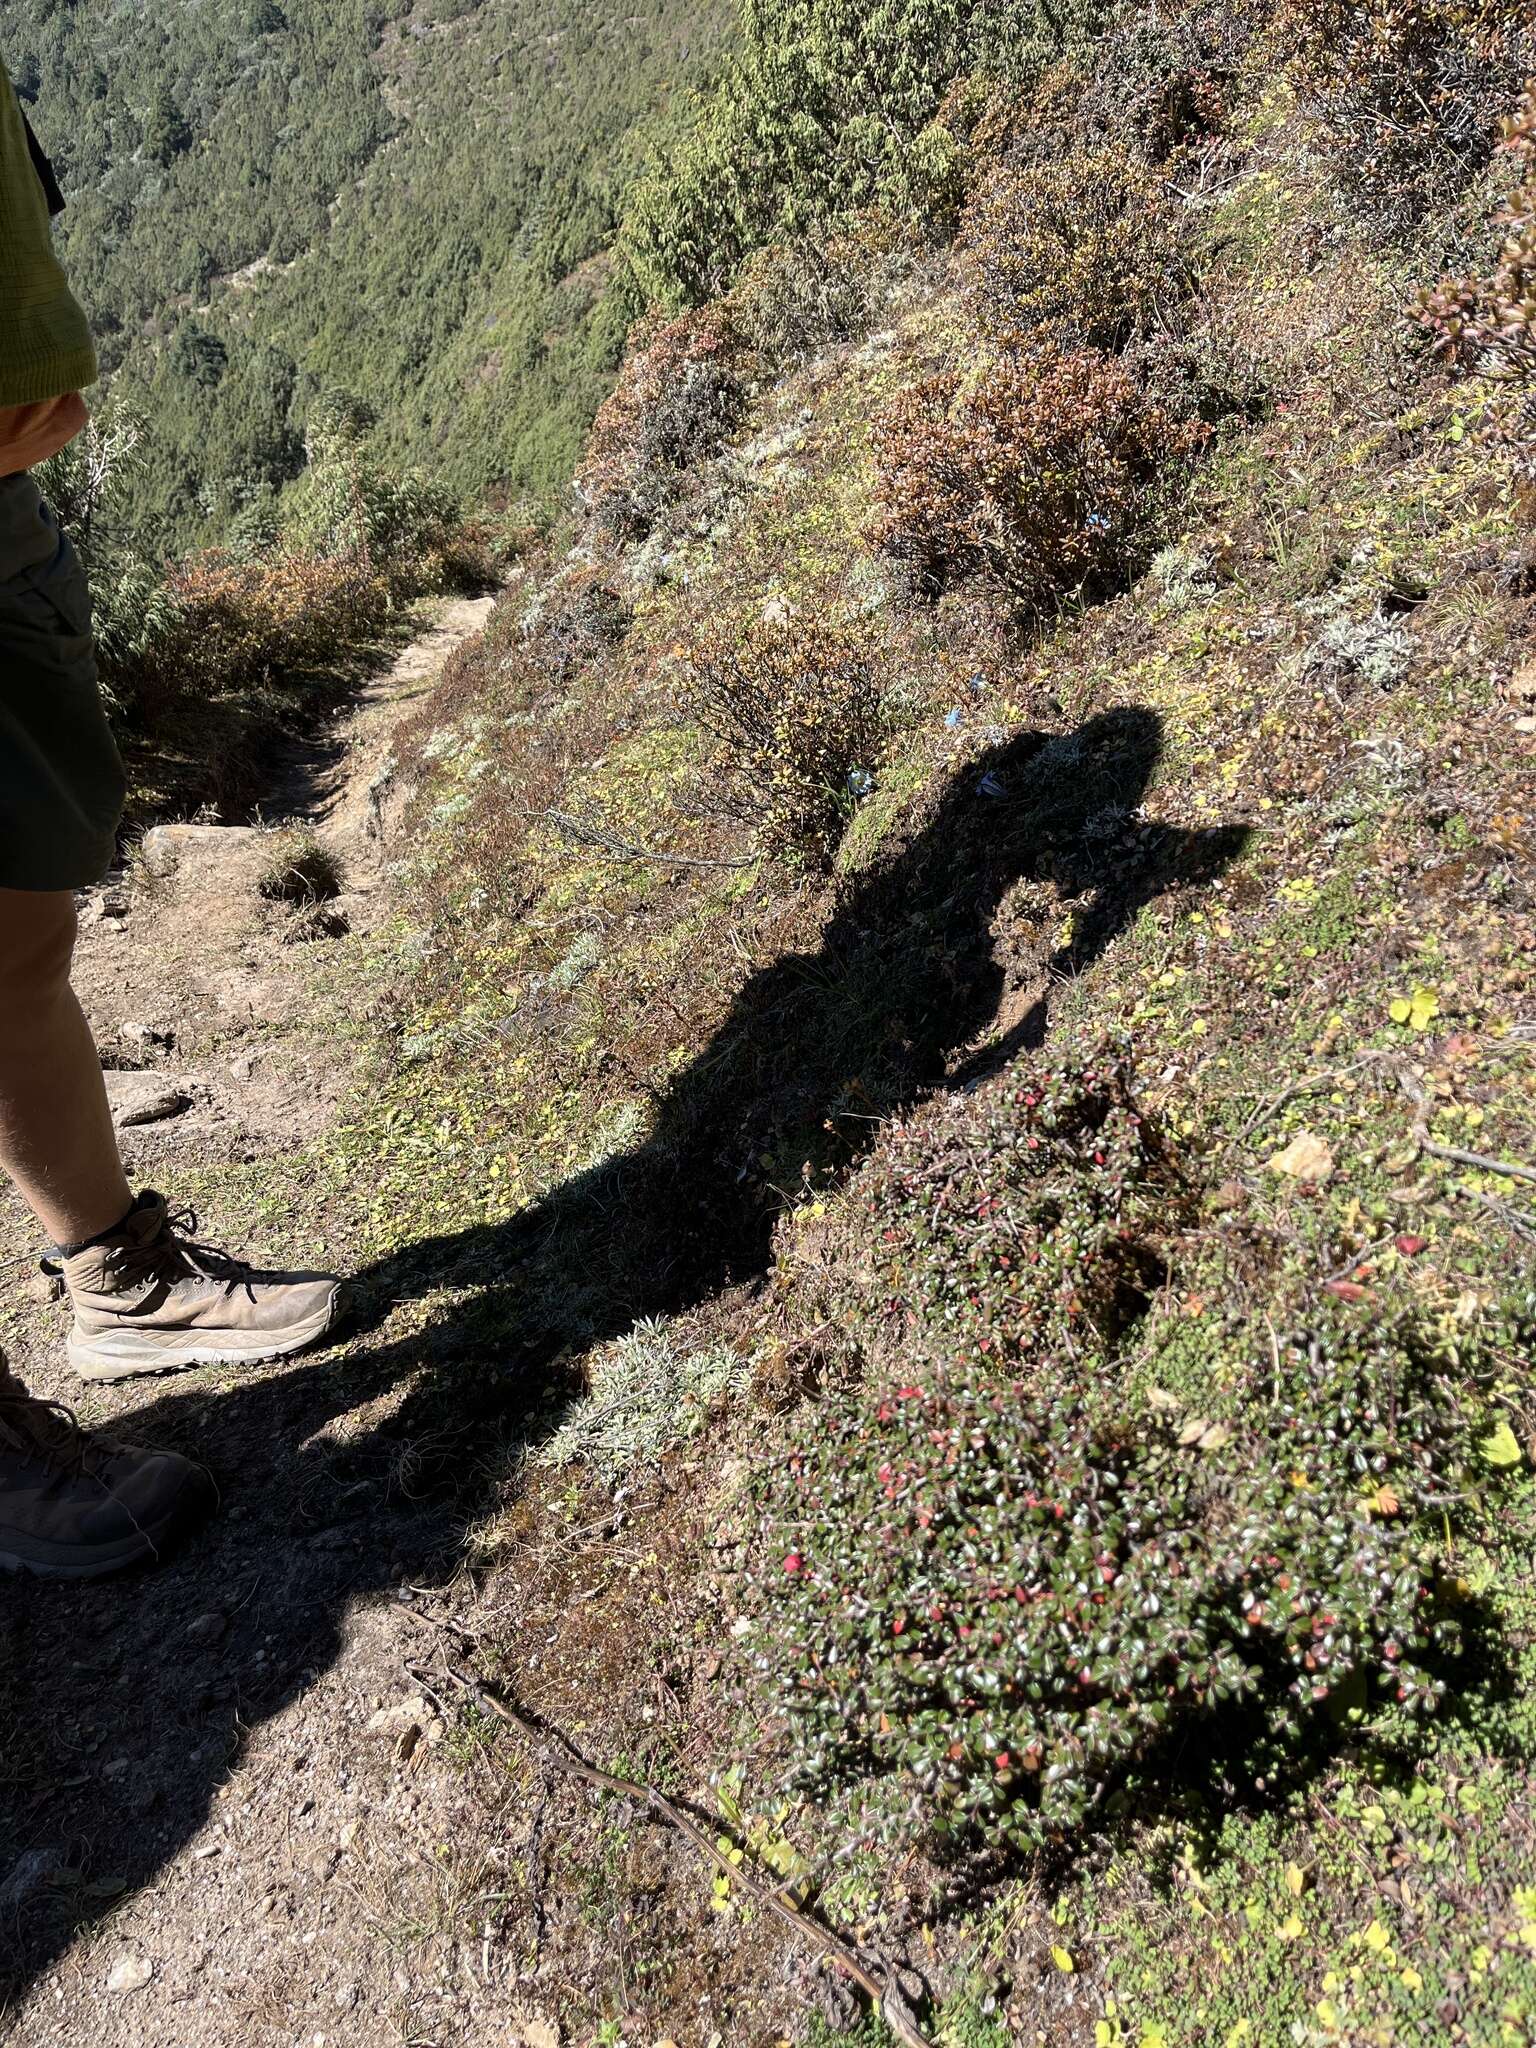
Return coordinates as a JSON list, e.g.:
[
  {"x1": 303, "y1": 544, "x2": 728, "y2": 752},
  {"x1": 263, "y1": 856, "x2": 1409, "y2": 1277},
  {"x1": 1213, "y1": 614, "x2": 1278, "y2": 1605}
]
[{"x1": 0, "y1": 594, "x2": 584, "y2": 2048}]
